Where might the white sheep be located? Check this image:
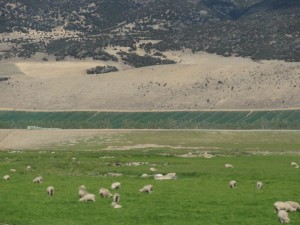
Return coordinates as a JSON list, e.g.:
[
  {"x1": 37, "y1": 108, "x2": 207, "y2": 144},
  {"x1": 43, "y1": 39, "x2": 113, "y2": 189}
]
[
  {"x1": 139, "y1": 184, "x2": 153, "y2": 193},
  {"x1": 277, "y1": 210, "x2": 290, "y2": 223},
  {"x1": 79, "y1": 189, "x2": 88, "y2": 198},
  {"x1": 274, "y1": 201, "x2": 297, "y2": 212},
  {"x1": 154, "y1": 173, "x2": 177, "y2": 180},
  {"x1": 79, "y1": 185, "x2": 86, "y2": 190},
  {"x1": 33, "y1": 176, "x2": 43, "y2": 183},
  {"x1": 10, "y1": 169, "x2": 16, "y2": 173},
  {"x1": 3, "y1": 175, "x2": 10, "y2": 181},
  {"x1": 166, "y1": 173, "x2": 177, "y2": 178},
  {"x1": 78, "y1": 185, "x2": 88, "y2": 198},
  {"x1": 153, "y1": 174, "x2": 163, "y2": 179},
  {"x1": 99, "y1": 188, "x2": 113, "y2": 198},
  {"x1": 224, "y1": 163, "x2": 234, "y2": 168},
  {"x1": 203, "y1": 152, "x2": 214, "y2": 158},
  {"x1": 256, "y1": 181, "x2": 263, "y2": 189},
  {"x1": 26, "y1": 165, "x2": 32, "y2": 171},
  {"x1": 285, "y1": 201, "x2": 300, "y2": 211},
  {"x1": 47, "y1": 186, "x2": 55, "y2": 196},
  {"x1": 291, "y1": 162, "x2": 299, "y2": 168},
  {"x1": 141, "y1": 173, "x2": 149, "y2": 178},
  {"x1": 111, "y1": 182, "x2": 121, "y2": 190},
  {"x1": 113, "y1": 193, "x2": 120, "y2": 203},
  {"x1": 229, "y1": 180, "x2": 237, "y2": 189},
  {"x1": 150, "y1": 167, "x2": 157, "y2": 172},
  {"x1": 79, "y1": 193, "x2": 96, "y2": 202},
  {"x1": 111, "y1": 202, "x2": 122, "y2": 208}
]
